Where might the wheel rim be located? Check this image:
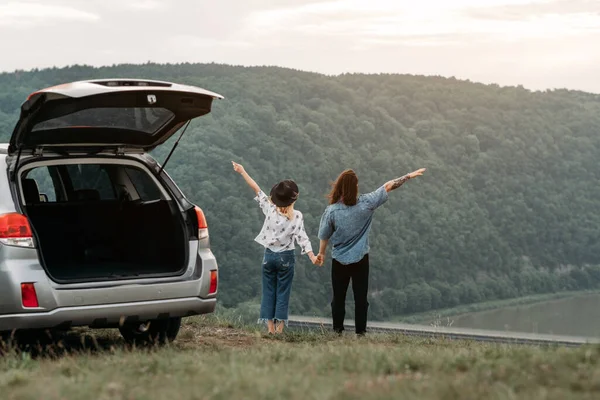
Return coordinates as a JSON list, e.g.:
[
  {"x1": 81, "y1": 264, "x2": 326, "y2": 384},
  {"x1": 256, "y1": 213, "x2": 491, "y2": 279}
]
[{"x1": 136, "y1": 322, "x2": 151, "y2": 333}]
